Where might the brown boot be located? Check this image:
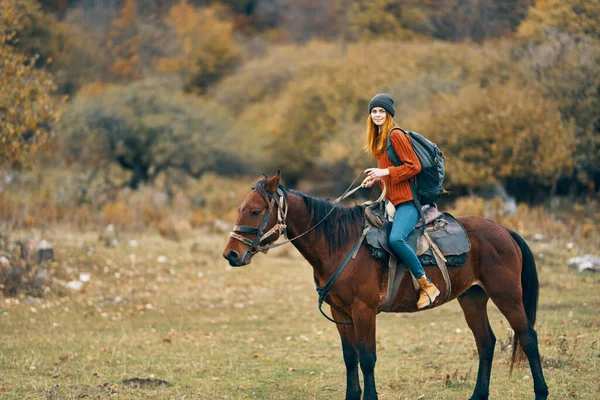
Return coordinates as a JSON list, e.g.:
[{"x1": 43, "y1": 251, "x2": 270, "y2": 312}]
[{"x1": 417, "y1": 276, "x2": 440, "y2": 309}]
